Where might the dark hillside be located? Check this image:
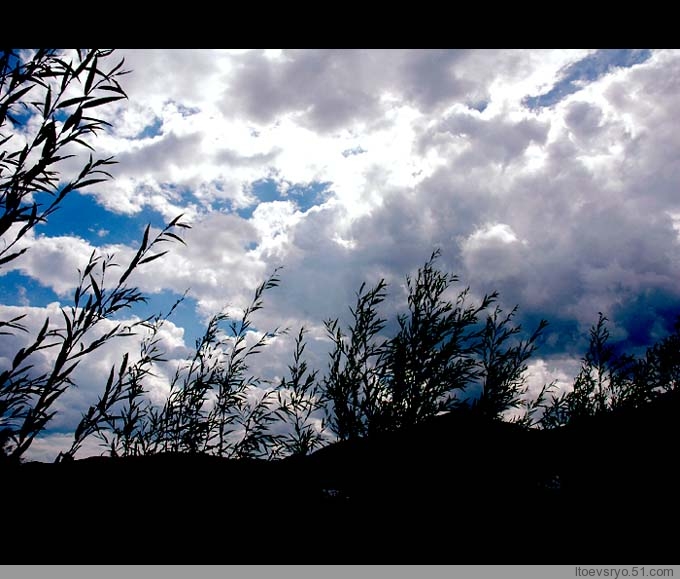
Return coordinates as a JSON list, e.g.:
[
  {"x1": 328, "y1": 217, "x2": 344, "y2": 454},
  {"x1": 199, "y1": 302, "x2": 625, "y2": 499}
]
[{"x1": 3, "y1": 391, "x2": 679, "y2": 563}]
